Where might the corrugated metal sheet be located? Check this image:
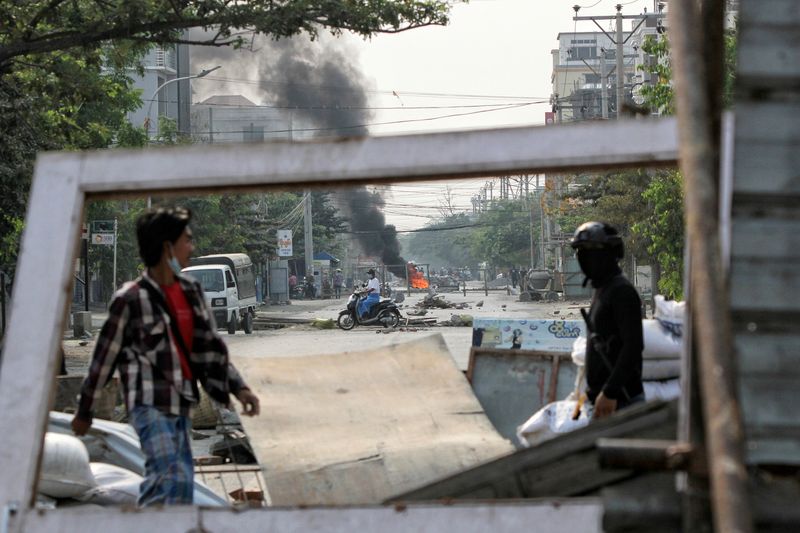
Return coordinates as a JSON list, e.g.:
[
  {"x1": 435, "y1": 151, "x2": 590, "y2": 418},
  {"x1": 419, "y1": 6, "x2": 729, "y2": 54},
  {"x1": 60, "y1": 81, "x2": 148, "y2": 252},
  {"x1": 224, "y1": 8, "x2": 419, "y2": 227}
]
[{"x1": 732, "y1": 0, "x2": 800, "y2": 465}]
